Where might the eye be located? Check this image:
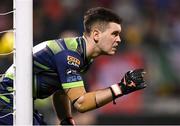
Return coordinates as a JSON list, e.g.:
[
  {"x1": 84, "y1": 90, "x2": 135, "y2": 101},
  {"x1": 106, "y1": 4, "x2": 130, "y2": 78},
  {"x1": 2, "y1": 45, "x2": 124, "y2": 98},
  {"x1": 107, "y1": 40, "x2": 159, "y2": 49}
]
[{"x1": 112, "y1": 31, "x2": 120, "y2": 37}]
